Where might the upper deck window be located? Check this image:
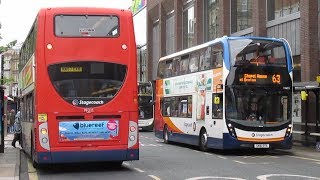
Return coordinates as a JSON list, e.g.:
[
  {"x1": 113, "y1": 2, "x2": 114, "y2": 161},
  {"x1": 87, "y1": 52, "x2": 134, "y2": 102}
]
[
  {"x1": 55, "y1": 15, "x2": 119, "y2": 37},
  {"x1": 229, "y1": 39, "x2": 287, "y2": 68}
]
